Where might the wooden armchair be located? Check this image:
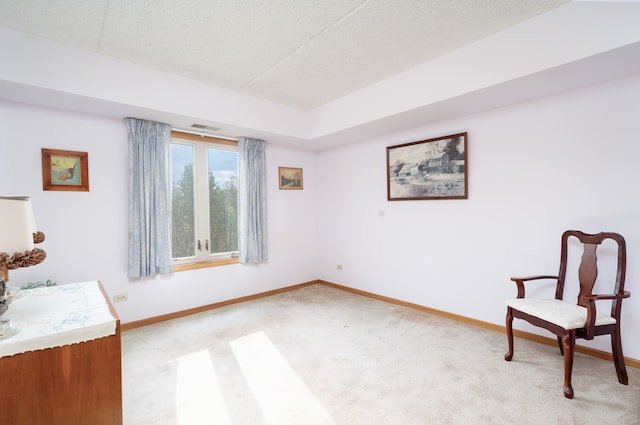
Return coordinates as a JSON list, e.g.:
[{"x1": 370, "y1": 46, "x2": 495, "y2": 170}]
[{"x1": 504, "y1": 230, "x2": 630, "y2": 399}]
